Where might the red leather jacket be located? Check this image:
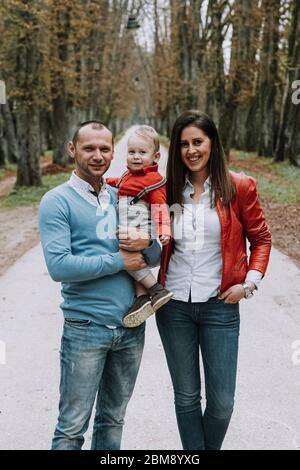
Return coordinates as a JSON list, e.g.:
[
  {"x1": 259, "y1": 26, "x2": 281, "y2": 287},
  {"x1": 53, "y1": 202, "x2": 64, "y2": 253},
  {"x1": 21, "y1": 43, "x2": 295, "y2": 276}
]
[{"x1": 158, "y1": 171, "x2": 272, "y2": 294}]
